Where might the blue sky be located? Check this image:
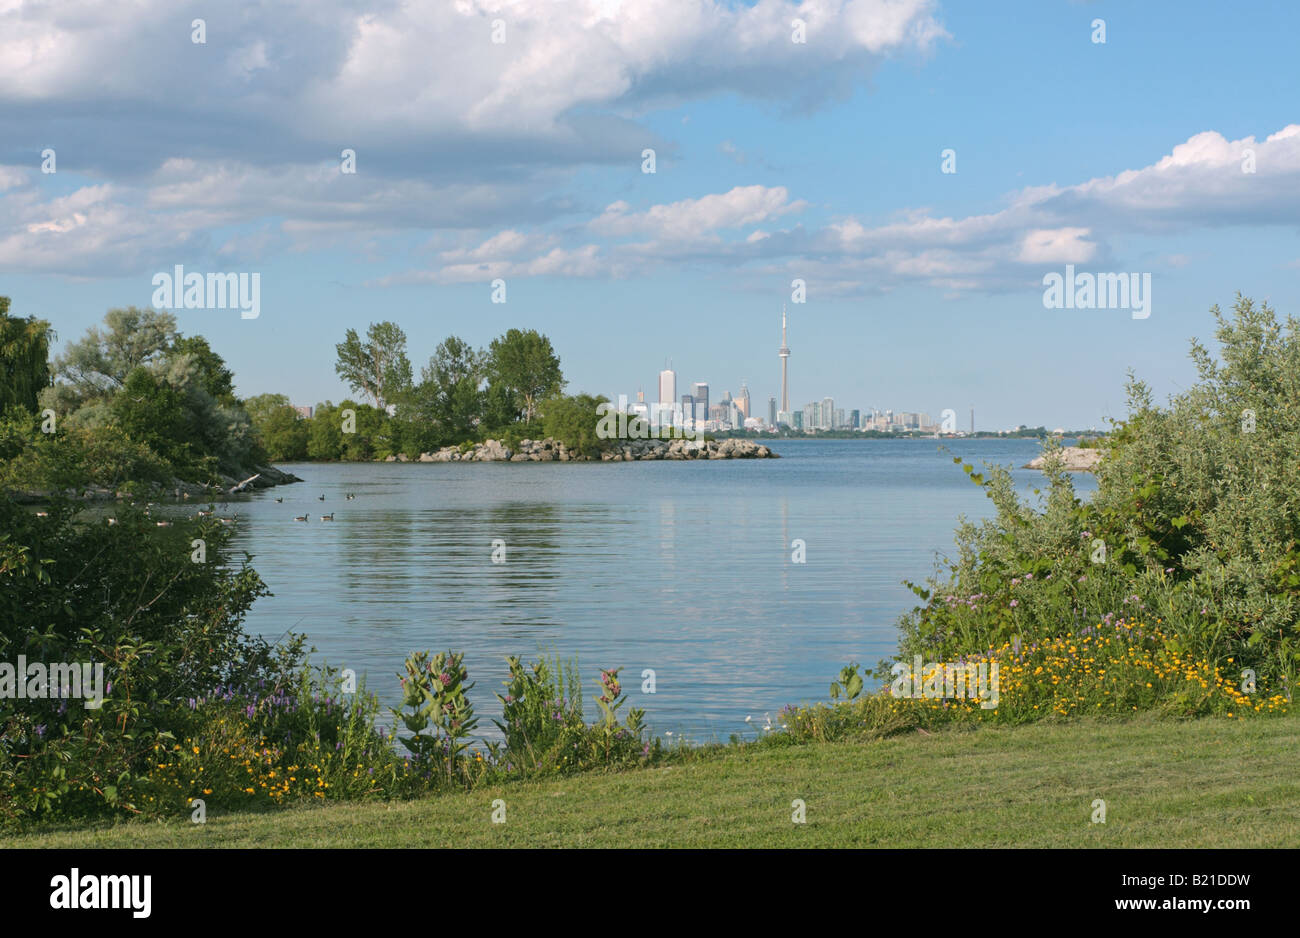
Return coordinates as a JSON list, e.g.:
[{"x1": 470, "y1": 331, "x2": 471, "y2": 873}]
[{"x1": 2, "y1": 0, "x2": 1297, "y2": 429}]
